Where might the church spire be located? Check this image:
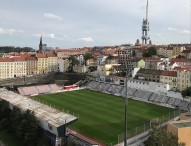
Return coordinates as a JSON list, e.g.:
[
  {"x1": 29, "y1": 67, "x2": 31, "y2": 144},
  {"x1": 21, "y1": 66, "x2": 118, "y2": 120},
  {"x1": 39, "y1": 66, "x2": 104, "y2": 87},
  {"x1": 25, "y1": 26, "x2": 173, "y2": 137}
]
[{"x1": 39, "y1": 35, "x2": 43, "y2": 52}]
